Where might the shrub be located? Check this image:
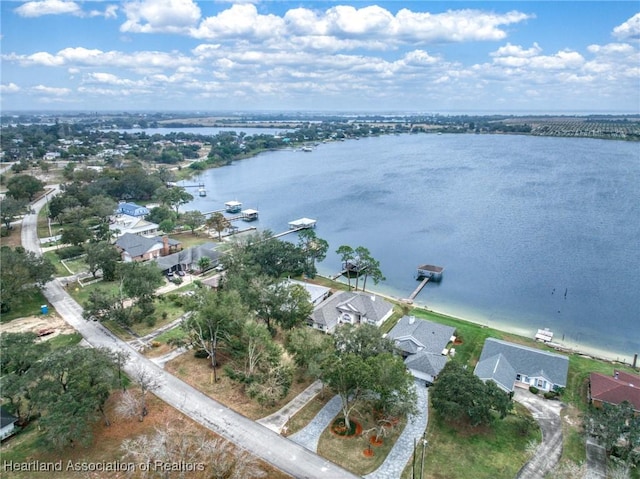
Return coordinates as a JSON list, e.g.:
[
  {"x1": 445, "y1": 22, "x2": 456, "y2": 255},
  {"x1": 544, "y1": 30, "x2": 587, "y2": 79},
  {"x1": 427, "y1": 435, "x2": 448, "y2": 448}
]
[
  {"x1": 55, "y1": 245, "x2": 84, "y2": 259},
  {"x1": 529, "y1": 386, "x2": 539, "y2": 395},
  {"x1": 194, "y1": 349, "x2": 209, "y2": 359}
]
